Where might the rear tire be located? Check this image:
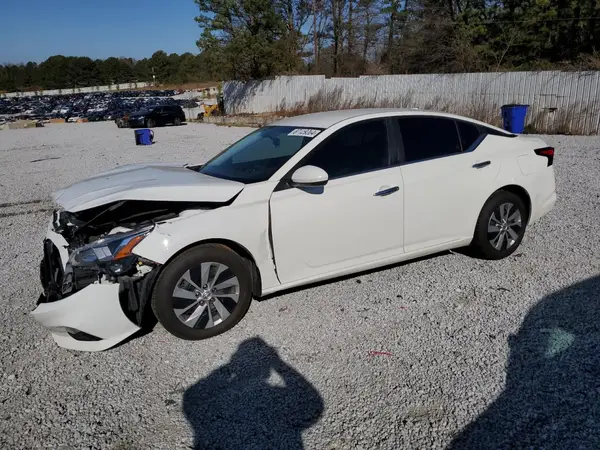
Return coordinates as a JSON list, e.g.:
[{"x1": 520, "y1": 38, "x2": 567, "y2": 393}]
[
  {"x1": 471, "y1": 190, "x2": 528, "y2": 260},
  {"x1": 151, "y1": 244, "x2": 253, "y2": 340},
  {"x1": 146, "y1": 118, "x2": 155, "y2": 128},
  {"x1": 174, "y1": 117, "x2": 182, "y2": 126}
]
